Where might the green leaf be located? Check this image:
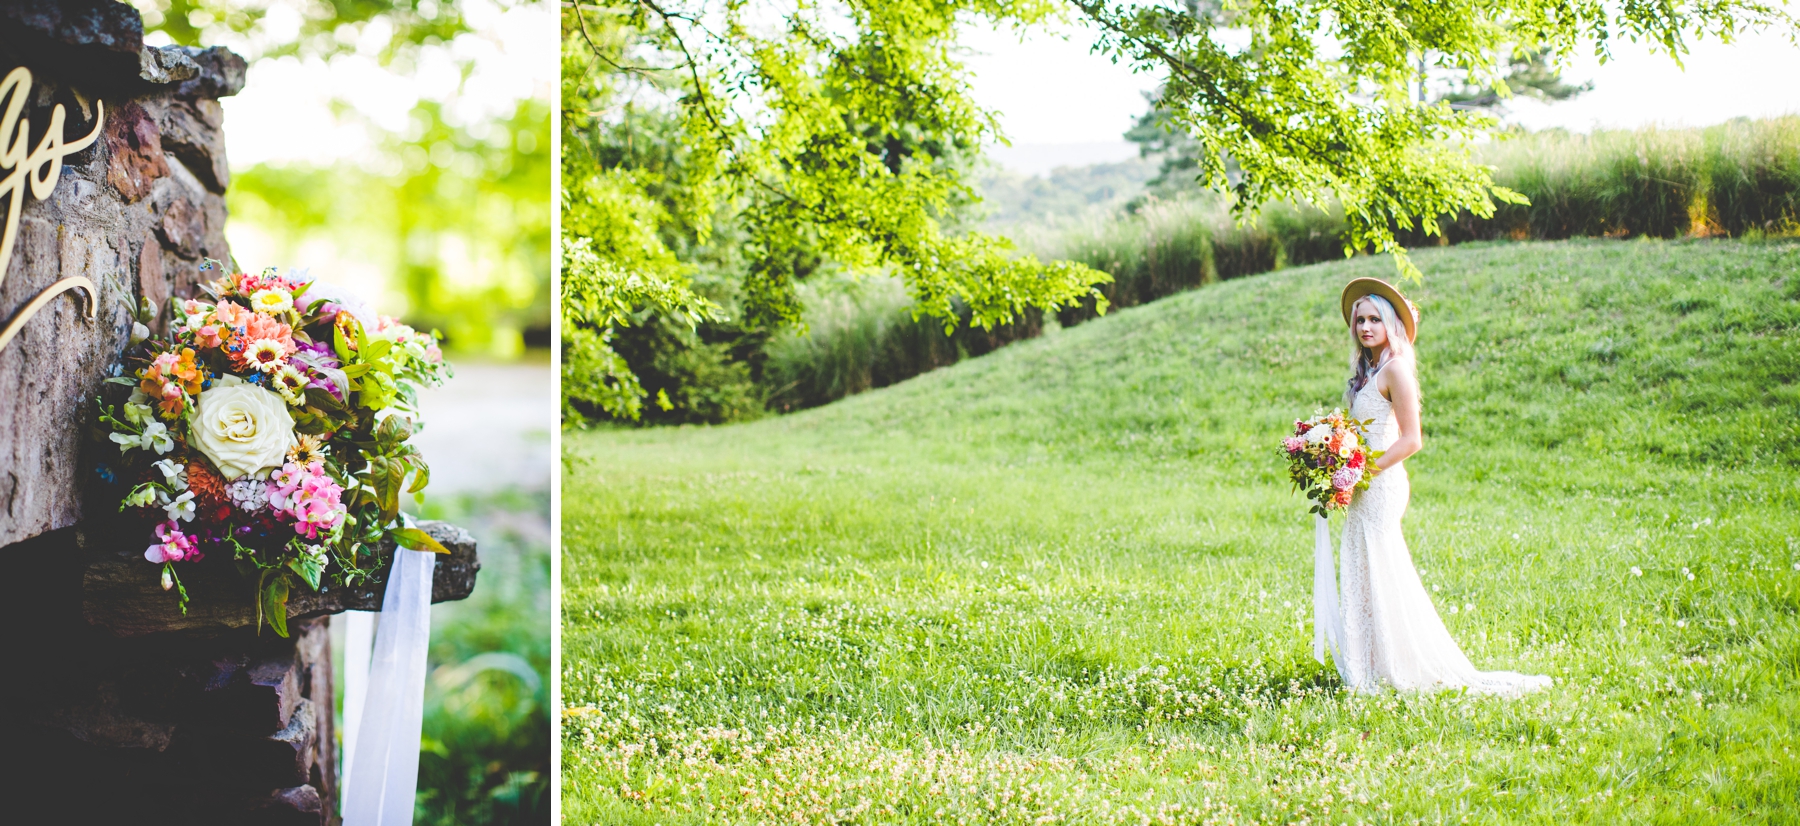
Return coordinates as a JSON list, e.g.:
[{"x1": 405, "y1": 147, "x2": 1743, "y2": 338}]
[
  {"x1": 333, "y1": 318, "x2": 354, "y2": 363},
  {"x1": 260, "y1": 573, "x2": 291, "y2": 638},
  {"x1": 405, "y1": 458, "x2": 431, "y2": 494},
  {"x1": 287, "y1": 554, "x2": 324, "y2": 591},
  {"x1": 361, "y1": 338, "x2": 393, "y2": 361},
  {"x1": 392, "y1": 526, "x2": 449, "y2": 554},
  {"x1": 341, "y1": 362, "x2": 374, "y2": 379}
]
